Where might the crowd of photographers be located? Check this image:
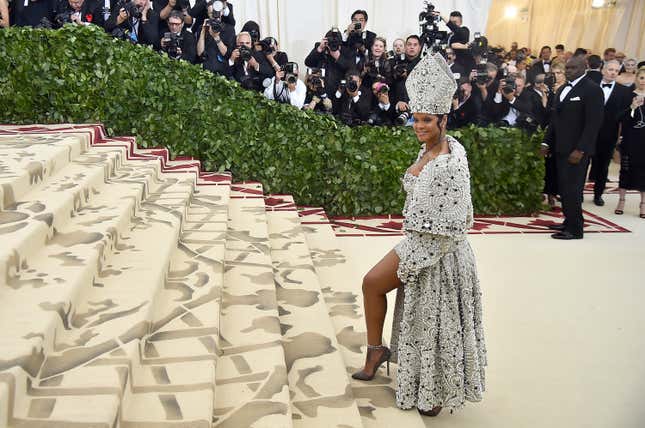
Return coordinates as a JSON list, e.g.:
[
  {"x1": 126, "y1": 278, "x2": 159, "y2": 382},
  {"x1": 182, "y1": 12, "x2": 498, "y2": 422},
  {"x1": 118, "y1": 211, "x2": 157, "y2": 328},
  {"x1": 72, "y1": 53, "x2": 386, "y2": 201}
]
[{"x1": 3, "y1": 0, "x2": 643, "y2": 131}]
